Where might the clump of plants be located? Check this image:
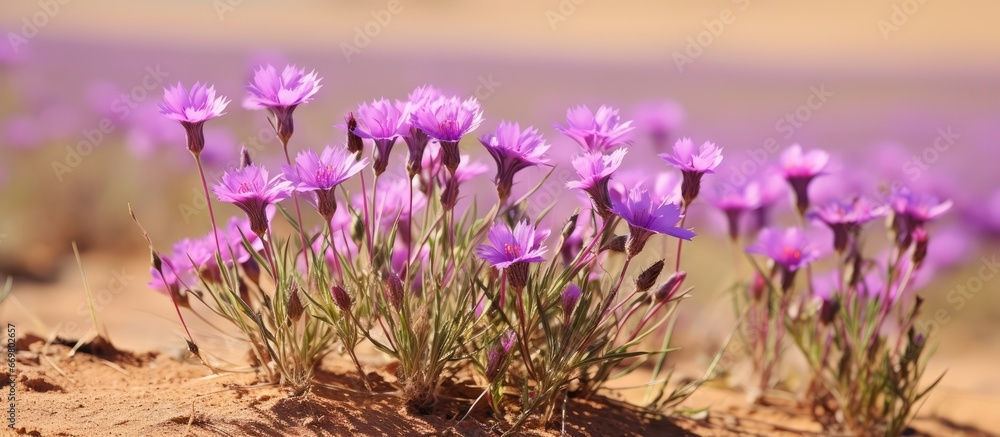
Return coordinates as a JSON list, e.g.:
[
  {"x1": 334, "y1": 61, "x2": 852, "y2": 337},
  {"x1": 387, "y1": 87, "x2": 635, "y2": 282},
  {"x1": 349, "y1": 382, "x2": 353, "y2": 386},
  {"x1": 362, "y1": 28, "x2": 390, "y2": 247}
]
[{"x1": 137, "y1": 63, "x2": 945, "y2": 435}]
